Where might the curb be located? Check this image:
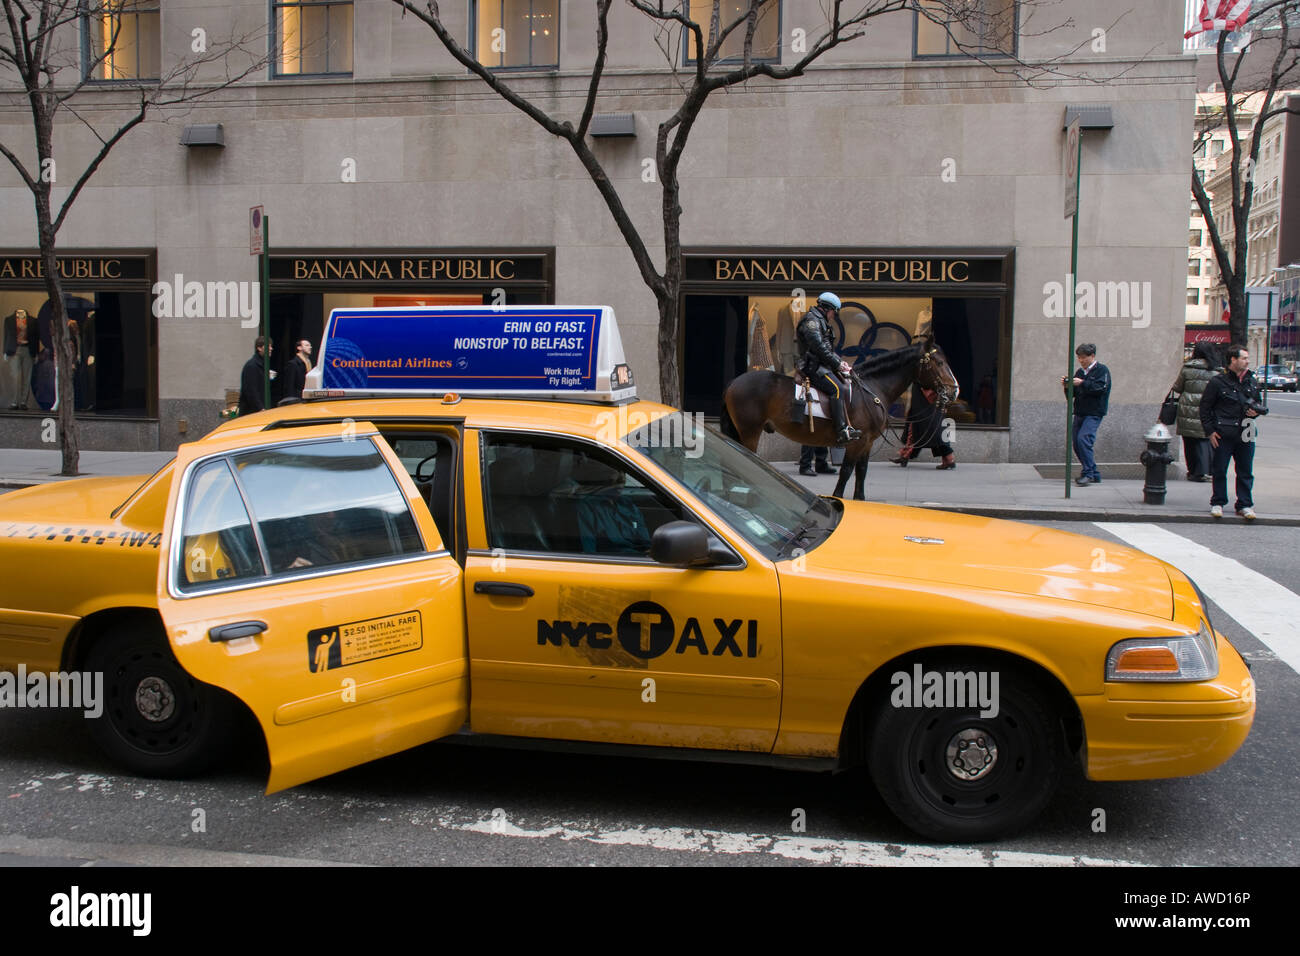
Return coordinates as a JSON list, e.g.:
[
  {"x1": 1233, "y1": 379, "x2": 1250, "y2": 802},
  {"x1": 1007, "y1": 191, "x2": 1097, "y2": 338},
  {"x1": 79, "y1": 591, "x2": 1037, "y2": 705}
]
[{"x1": 916, "y1": 504, "x2": 1300, "y2": 526}]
